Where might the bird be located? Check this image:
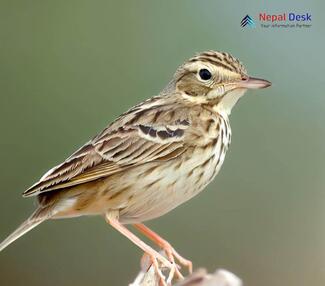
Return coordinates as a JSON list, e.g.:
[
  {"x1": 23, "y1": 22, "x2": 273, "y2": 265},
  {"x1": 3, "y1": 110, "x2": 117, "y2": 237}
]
[{"x1": 0, "y1": 50, "x2": 271, "y2": 285}]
